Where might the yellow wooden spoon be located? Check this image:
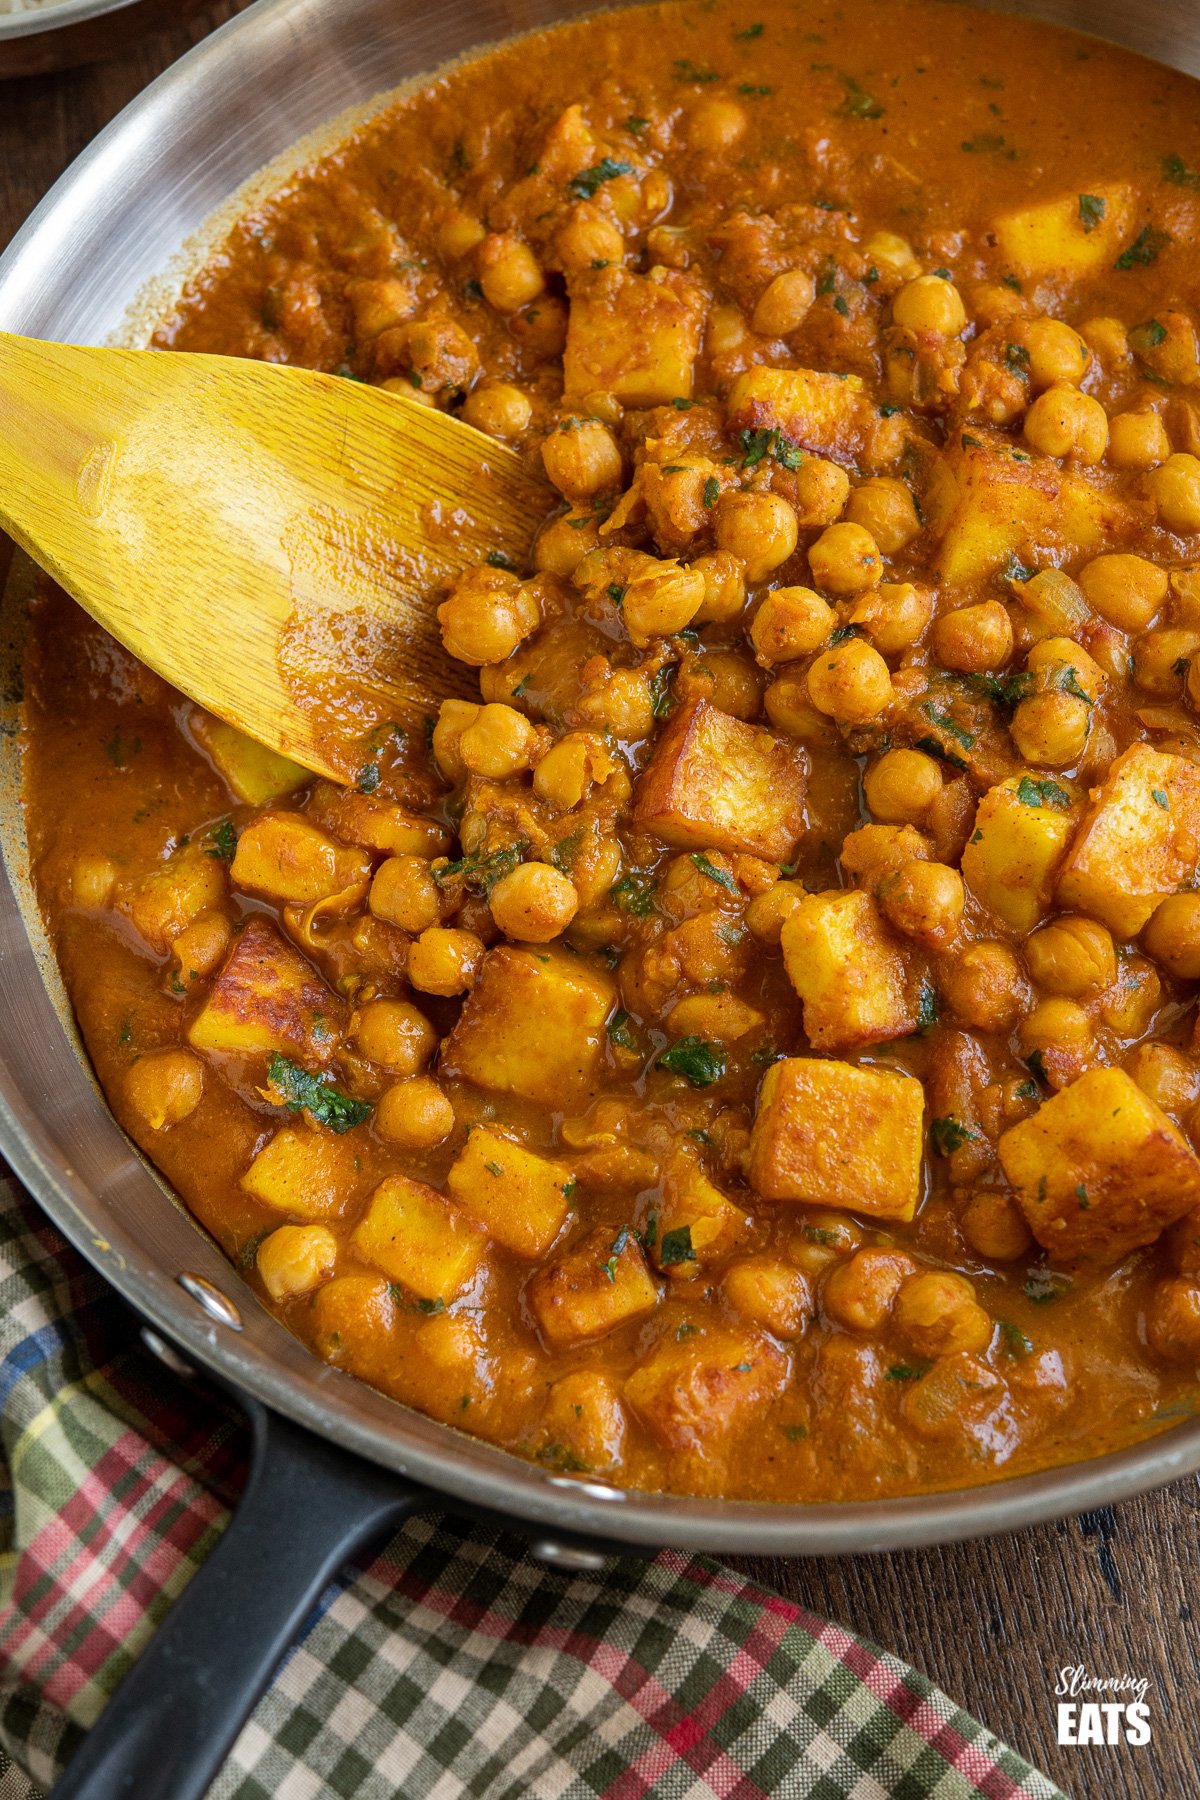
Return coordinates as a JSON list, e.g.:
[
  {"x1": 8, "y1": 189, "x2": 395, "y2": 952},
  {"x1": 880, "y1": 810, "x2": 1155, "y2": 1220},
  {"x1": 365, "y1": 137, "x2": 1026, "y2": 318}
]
[{"x1": 0, "y1": 330, "x2": 550, "y2": 783}]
